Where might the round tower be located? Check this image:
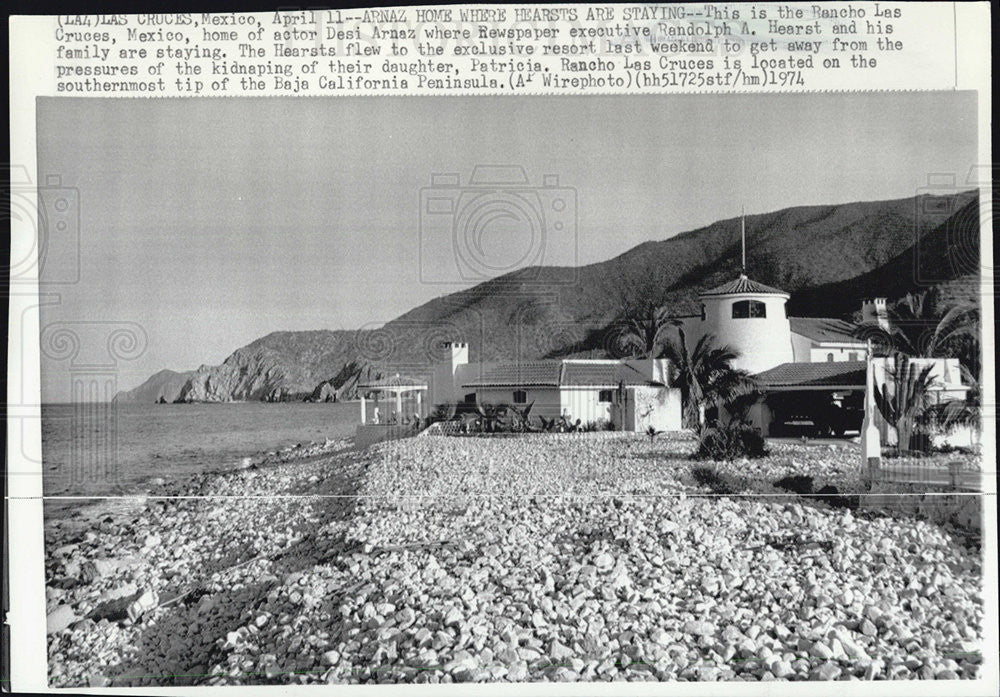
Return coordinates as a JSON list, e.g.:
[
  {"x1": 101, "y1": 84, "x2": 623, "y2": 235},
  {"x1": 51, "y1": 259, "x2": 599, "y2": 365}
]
[{"x1": 698, "y1": 274, "x2": 794, "y2": 375}]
